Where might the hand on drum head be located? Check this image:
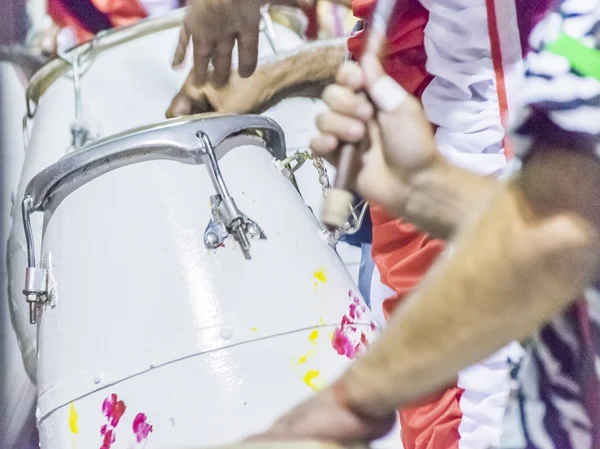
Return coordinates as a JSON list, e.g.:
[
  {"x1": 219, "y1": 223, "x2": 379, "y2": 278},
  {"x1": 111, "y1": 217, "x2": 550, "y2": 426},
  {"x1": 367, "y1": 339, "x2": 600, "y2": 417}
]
[
  {"x1": 166, "y1": 67, "x2": 272, "y2": 117},
  {"x1": 311, "y1": 55, "x2": 441, "y2": 217},
  {"x1": 173, "y1": 0, "x2": 265, "y2": 87}
]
